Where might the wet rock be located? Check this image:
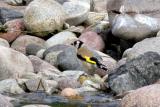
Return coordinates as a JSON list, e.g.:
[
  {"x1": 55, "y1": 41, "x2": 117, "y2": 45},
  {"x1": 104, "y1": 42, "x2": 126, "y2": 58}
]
[
  {"x1": 26, "y1": 44, "x2": 44, "y2": 56},
  {"x1": 123, "y1": 37, "x2": 160, "y2": 60},
  {"x1": 0, "y1": 46, "x2": 34, "y2": 80},
  {"x1": 121, "y1": 84, "x2": 160, "y2": 107},
  {"x1": 0, "y1": 38, "x2": 10, "y2": 47},
  {"x1": 11, "y1": 35, "x2": 45, "y2": 54},
  {"x1": 24, "y1": 0, "x2": 66, "y2": 37},
  {"x1": 61, "y1": 88, "x2": 79, "y2": 98},
  {"x1": 58, "y1": 77, "x2": 81, "y2": 90},
  {"x1": 112, "y1": 14, "x2": 154, "y2": 41},
  {"x1": 0, "y1": 79, "x2": 24, "y2": 94},
  {"x1": 63, "y1": 1, "x2": 90, "y2": 26},
  {"x1": 45, "y1": 31, "x2": 77, "y2": 48},
  {"x1": 0, "y1": 7, "x2": 23, "y2": 24},
  {"x1": 28, "y1": 55, "x2": 60, "y2": 74},
  {"x1": 0, "y1": 19, "x2": 25, "y2": 42},
  {"x1": 79, "y1": 31, "x2": 105, "y2": 51},
  {"x1": 22, "y1": 104, "x2": 51, "y2": 107},
  {"x1": 57, "y1": 46, "x2": 85, "y2": 71},
  {"x1": 44, "y1": 44, "x2": 70, "y2": 66},
  {"x1": 108, "y1": 52, "x2": 160, "y2": 94},
  {"x1": 0, "y1": 94, "x2": 13, "y2": 107}
]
